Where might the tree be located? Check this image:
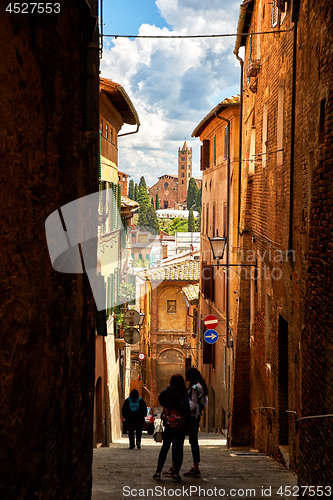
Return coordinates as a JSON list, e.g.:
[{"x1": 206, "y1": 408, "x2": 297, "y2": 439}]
[
  {"x1": 187, "y1": 178, "x2": 199, "y2": 210},
  {"x1": 155, "y1": 193, "x2": 160, "y2": 210},
  {"x1": 139, "y1": 176, "x2": 146, "y2": 192},
  {"x1": 134, "y1": 183, "x2": 139, "y2": 201},
  {"x1": 128, "y1": 179, "x2": 135, "y2": 200},
  {"x1": 151, "y1": 197, "x2": 154, "y2": 207},
  {"x1": 188, "y1": 208, "x2": 195, "y2": 232},
  {"x1": 195, "y1": 184, "x2": 202, "y2": 211},
  {"x1": 137, "y1": 183, "x2": 150, "y2": 227},
  {"x1": 146, "y1": 205, "x2": 160, "y2": 234}
]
